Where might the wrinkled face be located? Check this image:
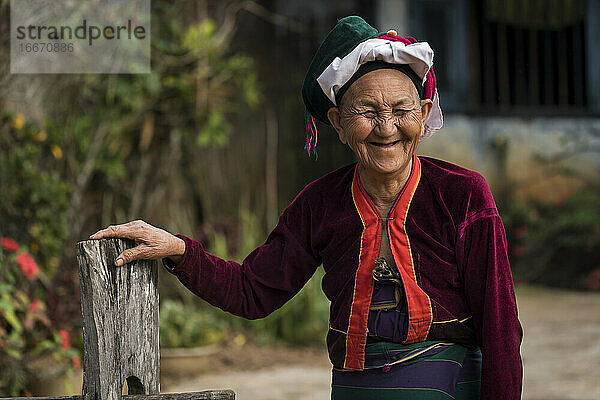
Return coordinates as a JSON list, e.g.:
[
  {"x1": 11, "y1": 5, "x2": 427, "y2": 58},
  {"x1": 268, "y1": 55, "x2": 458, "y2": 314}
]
[{"x1": 327, "y1": 69, "x2": 432, "y2": 176}]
